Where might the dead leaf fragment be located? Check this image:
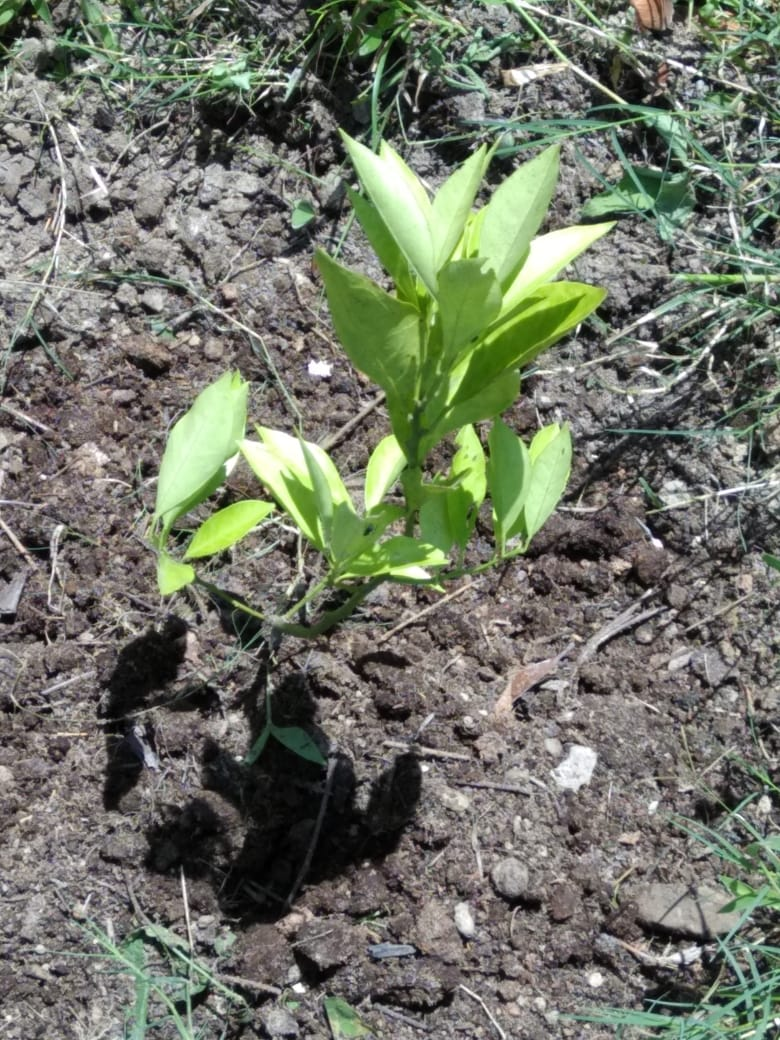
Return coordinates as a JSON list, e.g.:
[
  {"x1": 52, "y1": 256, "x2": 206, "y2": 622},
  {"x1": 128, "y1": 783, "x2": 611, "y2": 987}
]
[
  {"x1": 501, "y1": 63, "x2": 568, "y2": 89},
  {"x1": 493, "y1": 643, "x2": 572, "y2": 719}
]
